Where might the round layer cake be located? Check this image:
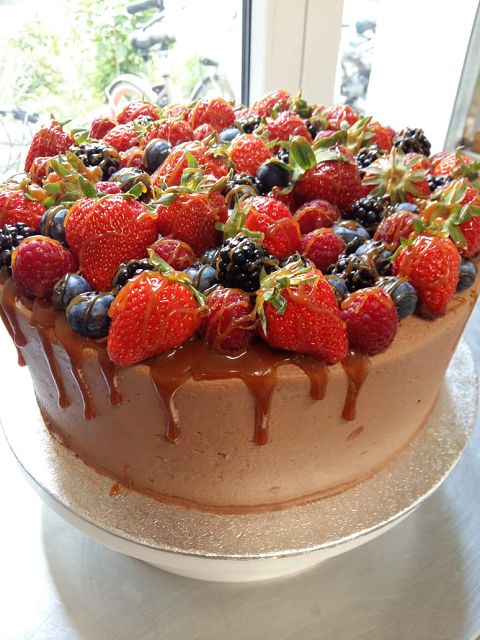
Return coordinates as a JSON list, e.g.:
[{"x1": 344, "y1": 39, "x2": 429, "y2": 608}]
[{"x1": 0, "y1": 276, "x2": 477, "y2": 512}]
